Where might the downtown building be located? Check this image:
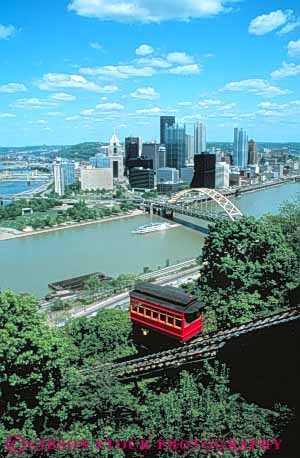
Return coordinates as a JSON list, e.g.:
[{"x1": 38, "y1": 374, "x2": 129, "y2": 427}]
[
  {"x1": 248, "y1": 139, "x2": 258, "y2": 165},
  {"x1": 215, "y1": 162, "x2": 230, "y2": 189},
  {"x1": 108, "y1": 132, "x2": 124, "y2": 179},
  {"x1": 81, "y1": 167, "x2": 113, "y2": 191},
  {"x1": 180, "y1": 166, "x2": 194, "y2": 185},
  {"x1": 191, "y1": 153, "x2": 216, "y2": 189},
  {"x1": 165, "y1": 123, "x2": 186, "y2": 171},
  {"x1": 142, "y1": 142, "x2": 166, "y2": 170},
  {"x1": 160, "y1": 116, "x2": 175, "y2": 145},
  {"x1": 233, "y1": 127, "x2": 248, "y2": 168},
  {"x1": 185, "y1": 134, "x2": 195, "y2": 163},
  {"x1": 129, "y1": 168, "x2": 155, "y2": 191},
  {"x1": 53, "y1": 158, "x2": 76, "y2": 196},
  {"x1": 194, "y1": 122, "x2": 206, "y2": 155},
  {"x1": 125, "y1": 137, "x2": 142, "y2": 176}
]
